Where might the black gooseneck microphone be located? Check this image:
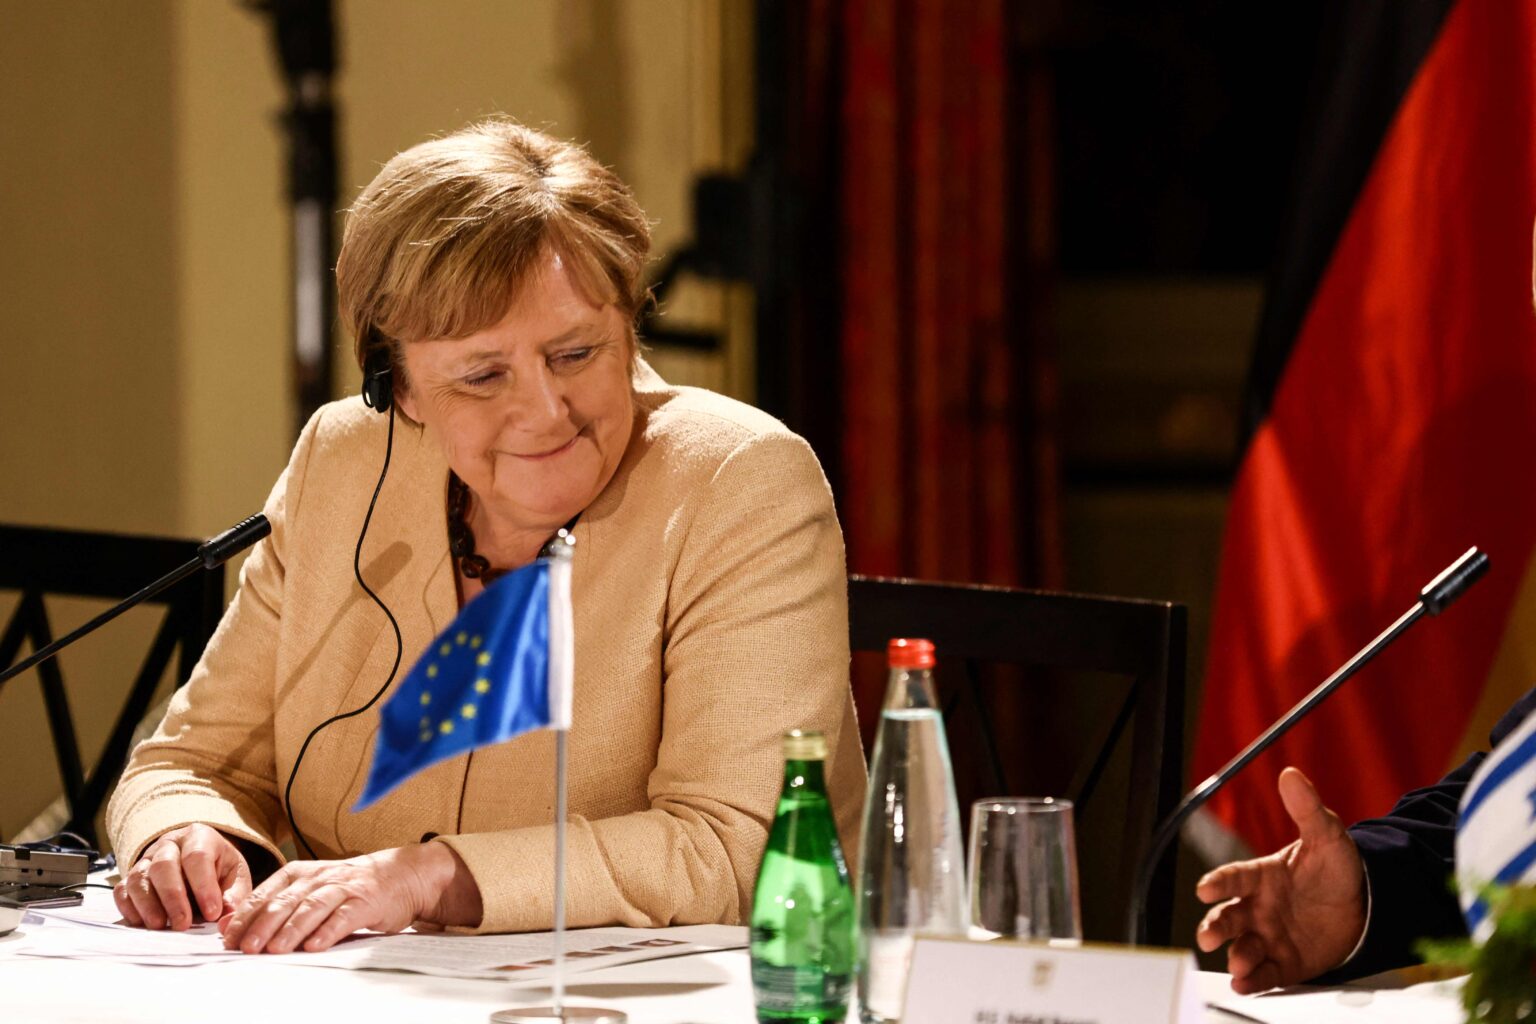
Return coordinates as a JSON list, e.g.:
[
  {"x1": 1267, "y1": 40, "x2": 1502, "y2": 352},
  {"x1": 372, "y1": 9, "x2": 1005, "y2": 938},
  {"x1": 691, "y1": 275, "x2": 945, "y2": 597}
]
[
  {"x1": 1129, "y1": 545, "x2": 1490, "y2": 945},
  {"x1": 0, "y1": 515, "x2": 272, "y2": 687}
]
